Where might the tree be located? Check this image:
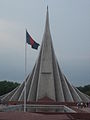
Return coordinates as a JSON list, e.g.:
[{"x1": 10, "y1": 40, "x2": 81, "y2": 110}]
[
  {"x1": 77, "y1": 85, "x2": 90, "y2": 96},
  {"x1": 0, "y1": 80, "x2": 20, "y2": 96}
]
